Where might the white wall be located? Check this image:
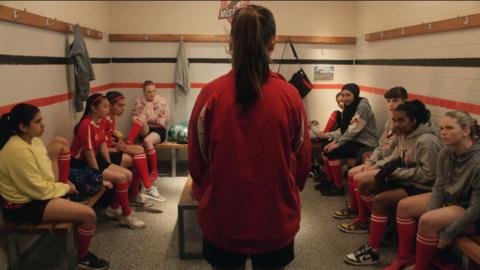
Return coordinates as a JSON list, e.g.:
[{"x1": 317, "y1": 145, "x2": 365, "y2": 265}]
[
  {"x1": 353, "y1": 1, "x2": 480, "y2": 128},
  {"x1": 0, "y1": 1, "x2": 112, "y2": 142}
]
